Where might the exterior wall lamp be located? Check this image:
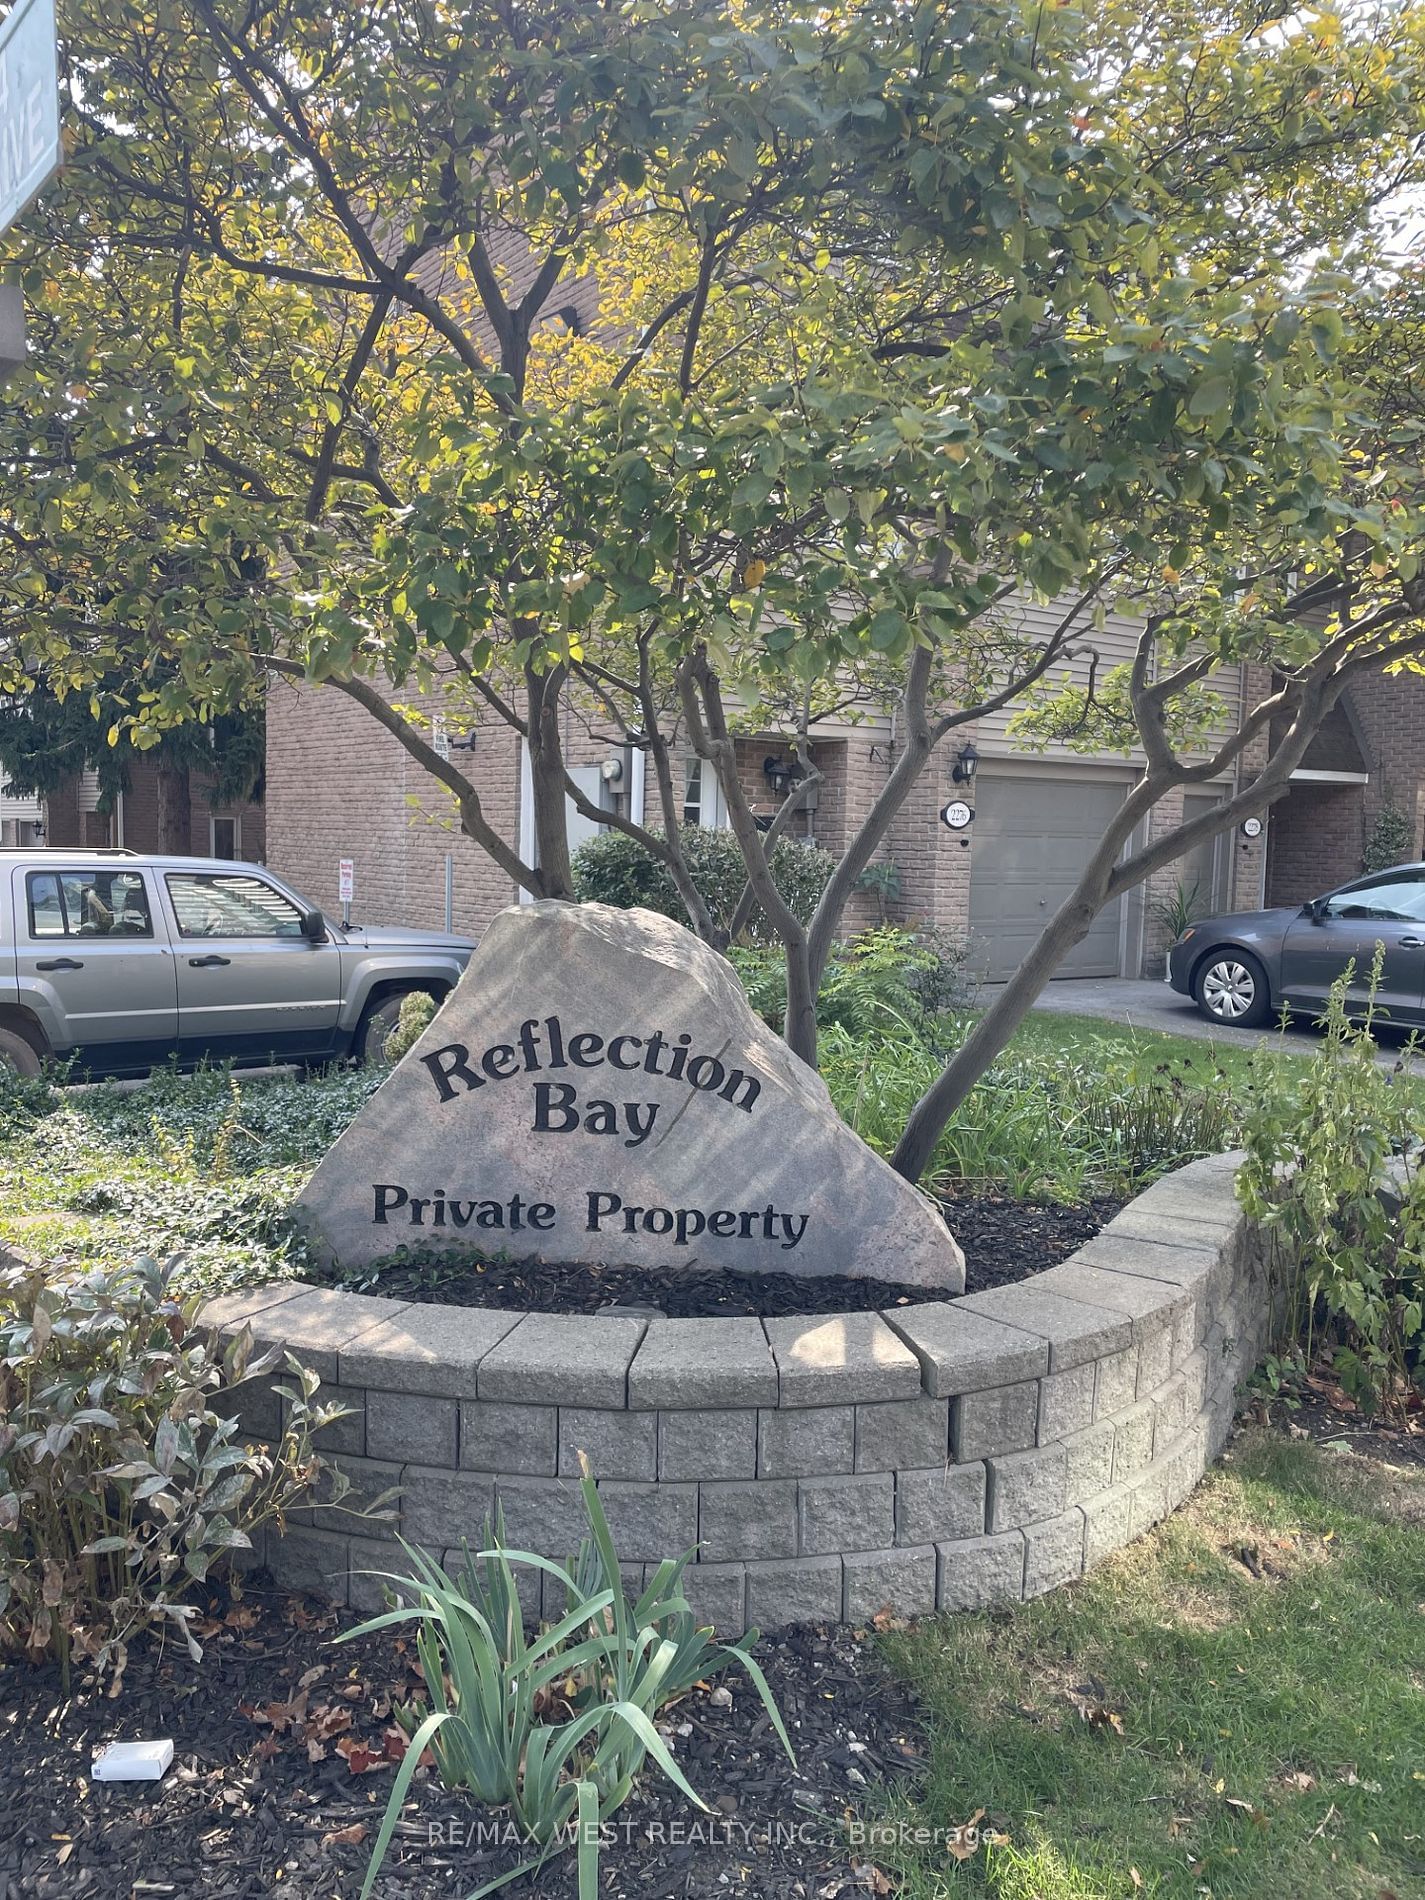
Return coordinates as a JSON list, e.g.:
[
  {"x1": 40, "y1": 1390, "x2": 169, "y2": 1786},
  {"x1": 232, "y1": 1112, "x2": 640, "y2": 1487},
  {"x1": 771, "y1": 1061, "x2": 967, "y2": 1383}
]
[
  {"x1": 763, "y1": 754, "x2": 805, "y2": 798},
  {"x1": 951, "y1": 741, "x2": 979, "y2": 785}
]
